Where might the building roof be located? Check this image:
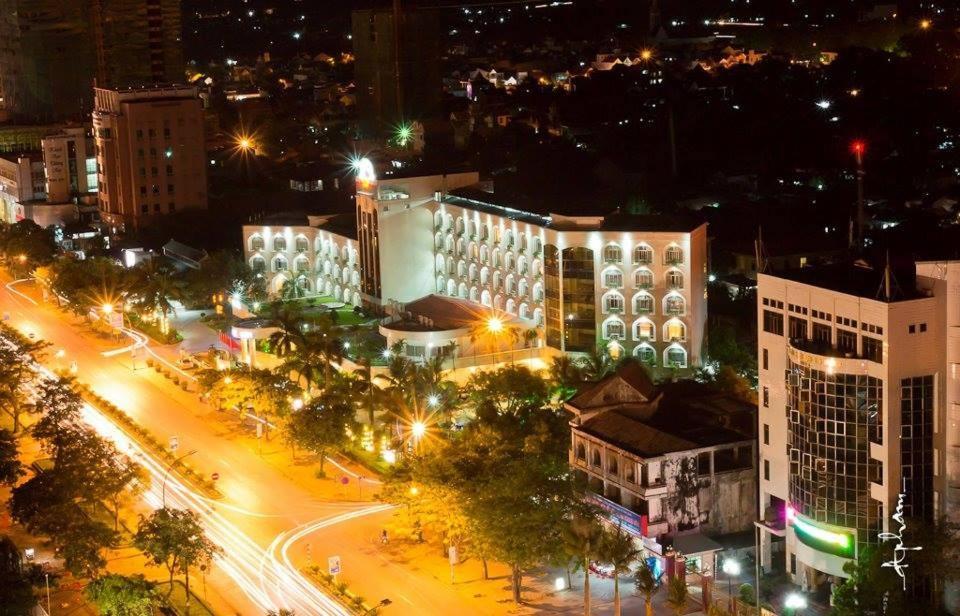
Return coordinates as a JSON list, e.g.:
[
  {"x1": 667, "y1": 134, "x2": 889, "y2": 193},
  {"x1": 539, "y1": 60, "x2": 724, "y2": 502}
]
[
  {"x1": 770, "y1": 261, "x2": 926, "y2": 303},
  {"x1": 570, "y1": 364, "x2": 755, "y2": 458},
  {"x1": 162, "y1": 239, "x2": 207, "y2": 270},
  {"x1": 671, "y1": 533, "x2": 725, "y2": 556},
  {"x1": 444, "y1": 186, "x2": 704, "y2": 233},
  {"x1": 386, "y1": 294, "x2": 517, "y2": 332}
]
